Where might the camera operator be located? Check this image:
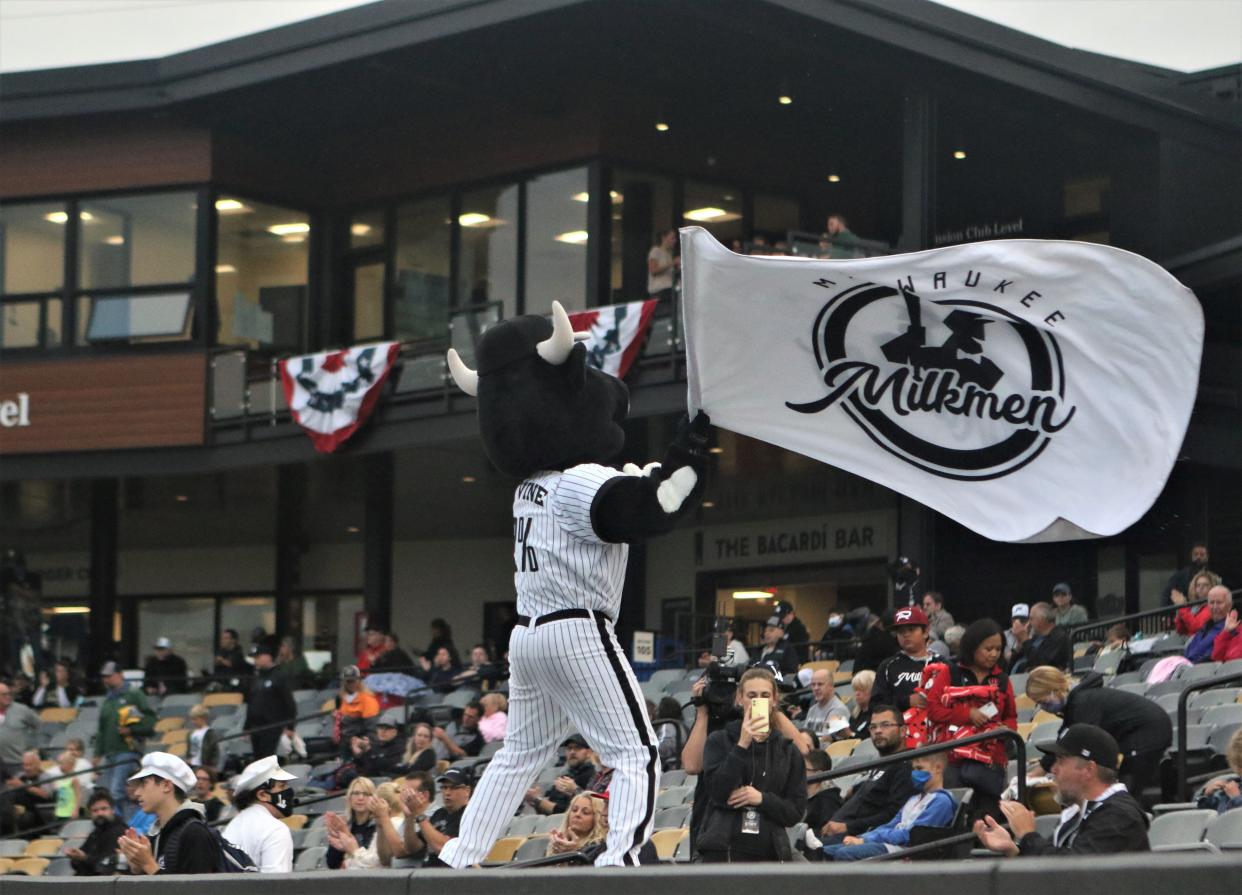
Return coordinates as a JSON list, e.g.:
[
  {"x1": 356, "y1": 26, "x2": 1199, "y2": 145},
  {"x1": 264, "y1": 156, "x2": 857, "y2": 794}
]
[{"x1": 696, "y1": 667, "x2": 807, "y2": 862}]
